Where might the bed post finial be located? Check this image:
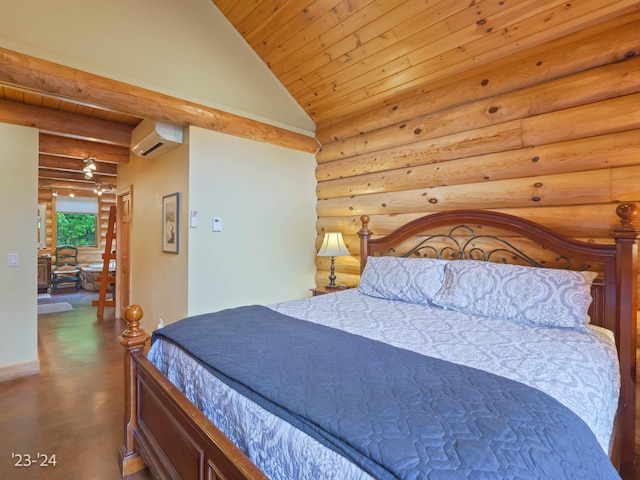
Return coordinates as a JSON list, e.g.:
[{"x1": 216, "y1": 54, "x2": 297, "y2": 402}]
[
  {"x1": 358, "y1": 215, "x2": 372, "y2": 274},
  {"x1": 616, "y1": 203, "x2": 639, "y2": 231},
  {"x1": 612, "y1": 203, "x2": 639, "y2": 470},
  {"x1": 120, "y1": 305, "x2": 146, "y2": 343},
  {"x1": 118, "y1": 305, "x2": 149, "y2": 477}
]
